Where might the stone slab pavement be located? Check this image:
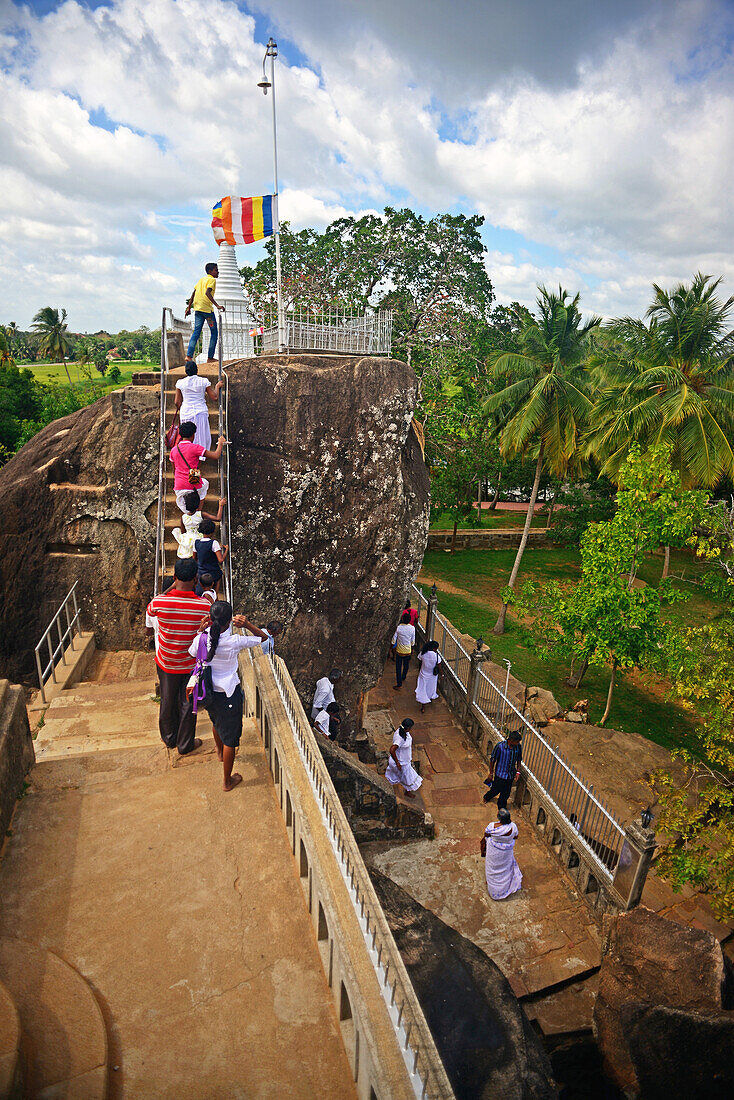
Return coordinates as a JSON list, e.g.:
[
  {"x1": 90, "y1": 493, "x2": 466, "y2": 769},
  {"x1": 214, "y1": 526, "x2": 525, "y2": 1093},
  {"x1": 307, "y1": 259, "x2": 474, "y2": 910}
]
[
  {"x1": 362, "y1": 662, "x2": 603, "y2": 1016},
  {"x1": 0, "y1": 721, "x2": 356, "y2": 1098}
]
